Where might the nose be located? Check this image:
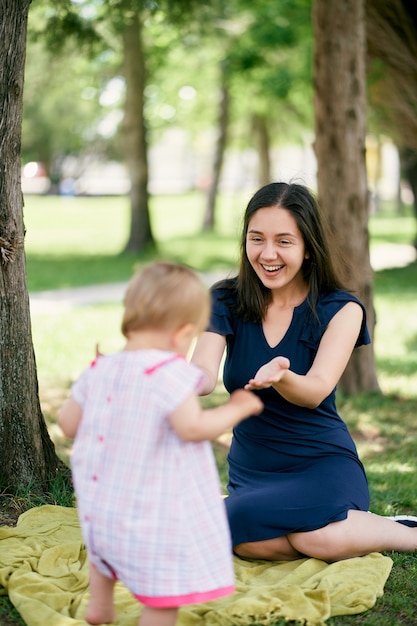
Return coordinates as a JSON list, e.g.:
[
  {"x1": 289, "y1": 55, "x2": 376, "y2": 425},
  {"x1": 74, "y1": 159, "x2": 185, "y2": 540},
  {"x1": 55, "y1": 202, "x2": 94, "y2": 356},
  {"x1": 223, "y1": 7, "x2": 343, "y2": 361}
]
[{"x1": 261, "y1": 240, "x2": 278, "y2": 260}]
